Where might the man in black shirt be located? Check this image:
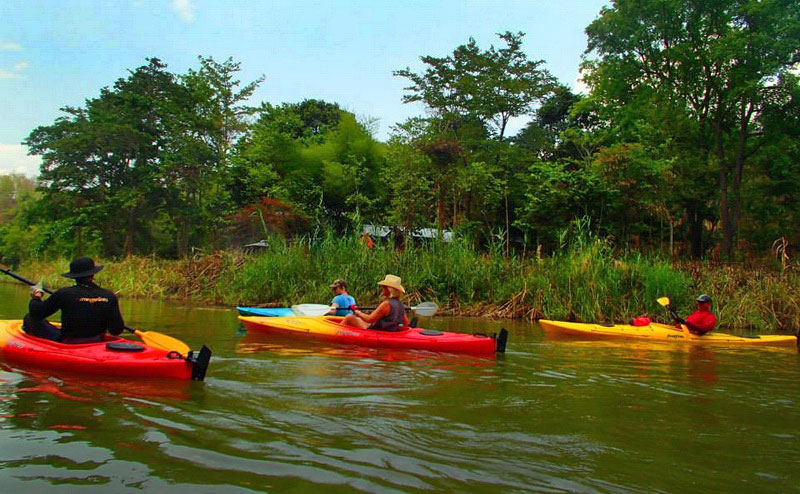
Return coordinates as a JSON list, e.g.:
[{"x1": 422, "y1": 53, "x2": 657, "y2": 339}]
[{"x1": 24, "y1": 257, "x2": 125, "y2": 343}]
